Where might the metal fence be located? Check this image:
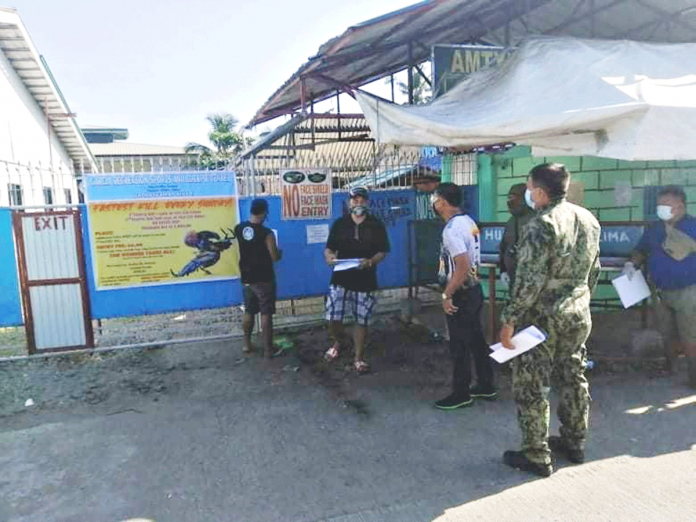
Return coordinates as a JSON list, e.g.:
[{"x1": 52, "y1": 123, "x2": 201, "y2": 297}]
[
  {"x1": 239, "y1": 150, "x2": 477, "y2": 196},
  {"x1": 0, "y1": 287, "x2": 443, "y2": 359},
  {"x1": 0, "y1": 159, "x2": 78, "y2": 207},
  {"x1": 0, "y1": 151, "x2": 477, "y2": 358},
  {"x1": 89, "y1": 150, "x2": 477, "y2": 195}
]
